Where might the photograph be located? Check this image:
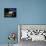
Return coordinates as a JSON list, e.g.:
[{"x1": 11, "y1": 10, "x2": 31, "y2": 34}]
[{"x1": 4, "y1": 8, "x2": 17, "y2": 17}]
